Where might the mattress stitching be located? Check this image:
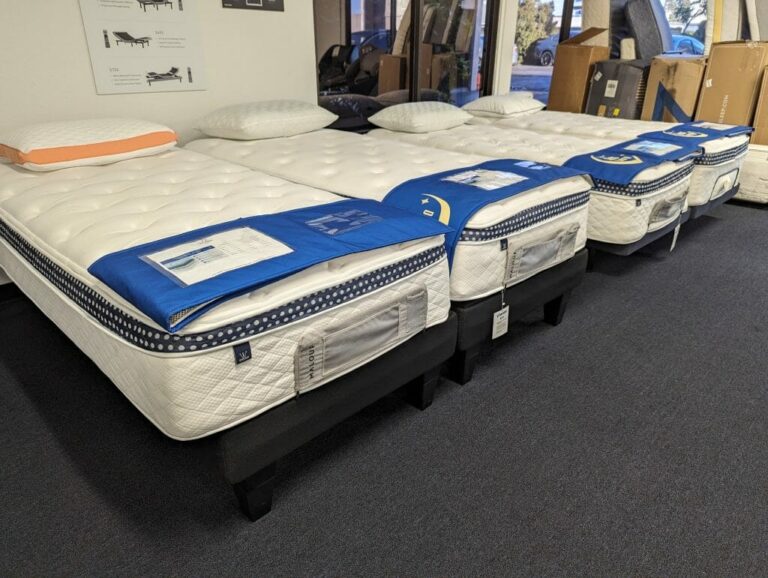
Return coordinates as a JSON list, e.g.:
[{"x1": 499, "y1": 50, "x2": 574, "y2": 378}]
[
  {"x1": 695, "y1": 143, "x2": 750, "y2": 166},
  {"x1": 0, "y1": 216, "x2": 446, "y2": 353},
  {"x1": 459, "y1": 192, "x2": 590, "y2": 242},
  {"x1": 592, "y1": 163, "x2": 694, "y2": 196}
]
